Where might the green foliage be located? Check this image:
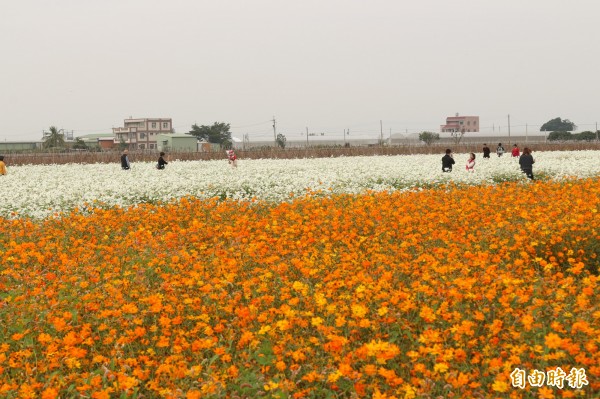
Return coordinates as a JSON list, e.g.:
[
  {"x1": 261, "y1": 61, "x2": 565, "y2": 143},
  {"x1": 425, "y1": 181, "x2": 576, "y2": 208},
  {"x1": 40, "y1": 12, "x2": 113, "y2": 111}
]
[
  {"x1": 575, "y1": 131, "x2": 598, "y2": 142},
  {"x1": 189, "y1": 122, "x2": 232, "y2": 146},
  {"x1": 71, "y1": 138, "x2": 88, "y2": 150},
  {"x1": 540, "y1": 117, "x2": 576, "y2": 132},
  {"x1": 547, "y1": 131, "x2": 573, "y2": 141},
  {"x1": 548, "y1": 130, "x2": 599, "y2": 142},
  {"x1": 43, "y1": 126, "x2": 66, "y2": 149},
  {"x1": 490, "y1": 172, "x2": 527, "y2": 183},
  {"x1": 276, "y1": 133, "x2": 287, "y2": 149},
  {"x1": 418, "y1": 131, "x2": 440, "y2": 145}
]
